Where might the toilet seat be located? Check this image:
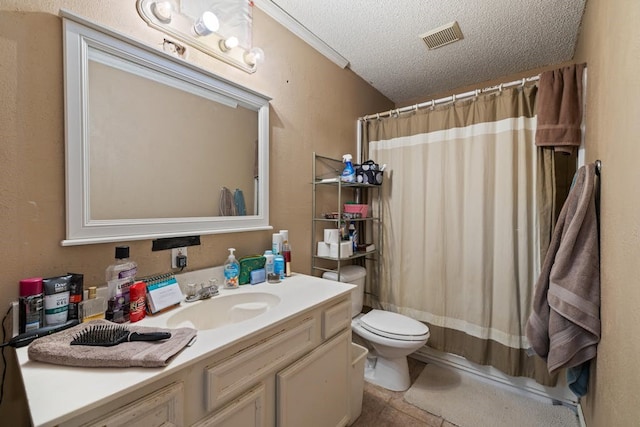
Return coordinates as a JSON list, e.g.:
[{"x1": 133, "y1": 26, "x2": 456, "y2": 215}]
[{"x1": 359, "y1": 310, "x2": 429, "y2": 341}]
